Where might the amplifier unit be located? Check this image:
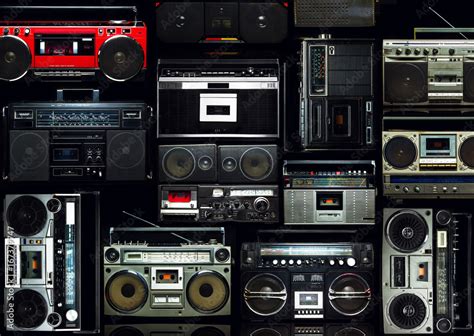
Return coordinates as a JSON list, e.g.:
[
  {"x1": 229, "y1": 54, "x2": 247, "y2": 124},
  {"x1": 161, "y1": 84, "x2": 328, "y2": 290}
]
[
  {"x1": 382, "y1": 209, "x2": 472, "y2": 334},
  {"x1": 0, "y1": 20, "x2": 147, "y2": 82},
  {"x1": 284, "y1": 160, "x2": 376, "y2": 225},
  {"x1": 5, "y1": 97, "x2": 151, "y2": 182},
  {"x1": 105, "y1": 324, "x2": 231, "y2": 336},
  {"x1": 383, "y1": 116, "x2": 474, "y2": 198},
  {"x1": 384, "y1": 40, "x2": 474, "y2": 106},
  {"x1": 294, "y1": 0, "x2": 375, "y2": 27},
  {"x1": 156, "y1": 1, "x2": 287, "y2": 44},
  {"x1": 159, "y1": 185, "x2": 279, "y2": 223},
  {"x1": 297, "y1": 37, "x2": 374, "y2": 151},
  {"x1": 3, "y1": 193, "x2": 100, "y2": 333},
  {"x1": 241, "y1": 242, "x2": 374, "y2": 322},
  {"x1": 157, "y1": 59, "x2": 280, "y2": 138}
]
